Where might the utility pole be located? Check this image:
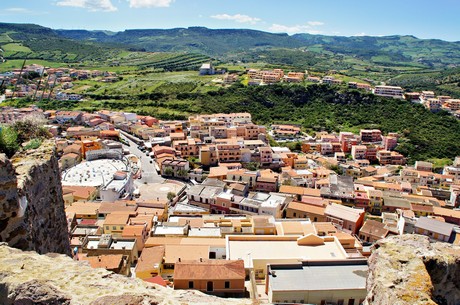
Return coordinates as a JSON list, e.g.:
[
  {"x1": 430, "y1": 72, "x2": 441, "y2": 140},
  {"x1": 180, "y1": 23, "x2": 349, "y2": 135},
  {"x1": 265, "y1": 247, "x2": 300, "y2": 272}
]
[{"x1": 11, "y1": 58, "x2": 27, "y2": 99}]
